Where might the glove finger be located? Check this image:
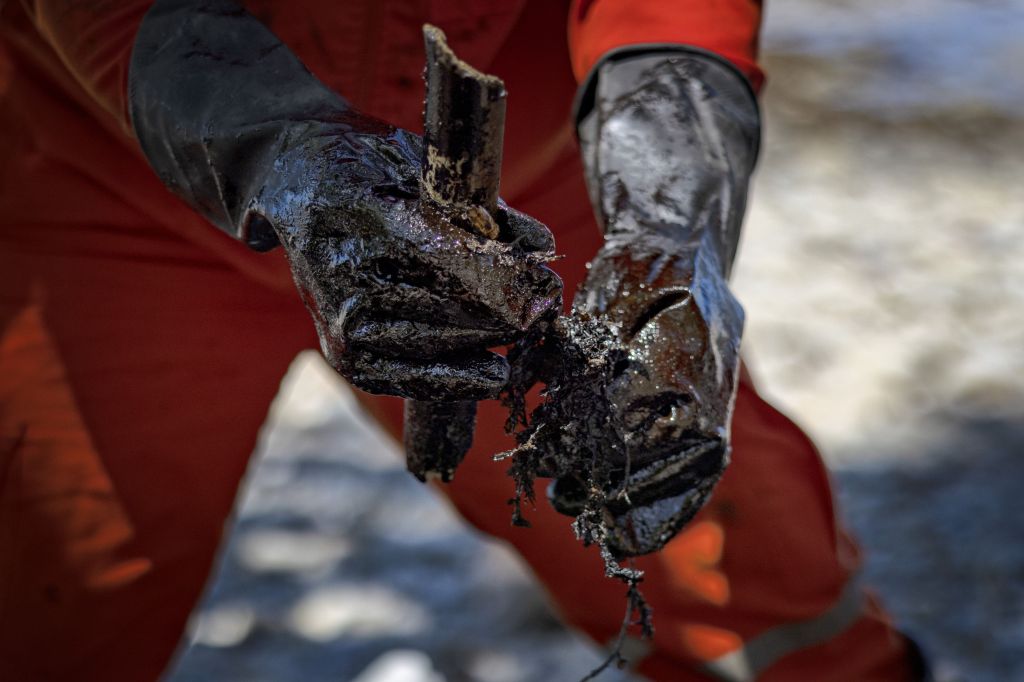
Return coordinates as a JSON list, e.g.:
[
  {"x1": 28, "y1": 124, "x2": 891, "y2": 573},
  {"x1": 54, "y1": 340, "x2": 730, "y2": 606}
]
[
  {"x1": 345, "y1": 349, "x2": 510, "y2": 401},
  {"x1": 546, "y1": 440, "x2": 726, "y2": 557},
  {"x1": 405, "y1": 209, "x2": 562, "y2": 331},
  {"x1": 347, "y1": 319, "x2": 518, "y2": 358},
  {"x1": 497, "y1": 203, "x2": 556, "y2": 254},
  {"x1": 357, "y1": 243, "x2": 561, "y2": 335},
  {"x1": 428, "y1": 243, "x2": 562, "y2": 332},
  {"x1": 335, "y1": 199, "x2": 563, "y2": 334},
  {"x1": 603, "y1": 440, "x2": 726, "y2": 557},
  {"x1": 327, "y1": 279, "x2": 511, "y2": 339},
  {"x1": 358, "y1": 281, "x2": 521, "y2": 338}
]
